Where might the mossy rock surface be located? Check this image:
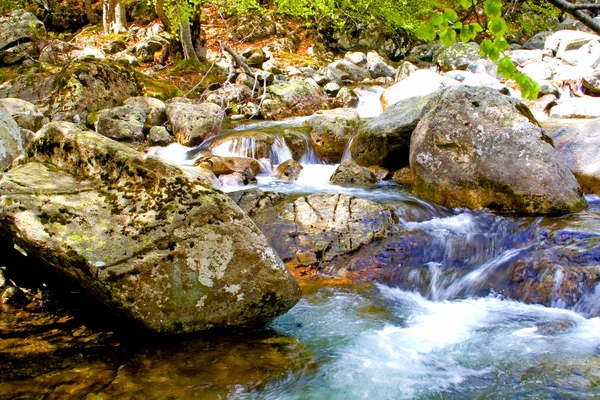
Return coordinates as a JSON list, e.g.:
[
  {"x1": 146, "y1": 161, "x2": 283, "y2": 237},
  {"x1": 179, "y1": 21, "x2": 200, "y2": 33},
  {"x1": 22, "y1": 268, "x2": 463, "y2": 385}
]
[{"x1": 0, "y1": 122, "x2": 301, "y2": 334}]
